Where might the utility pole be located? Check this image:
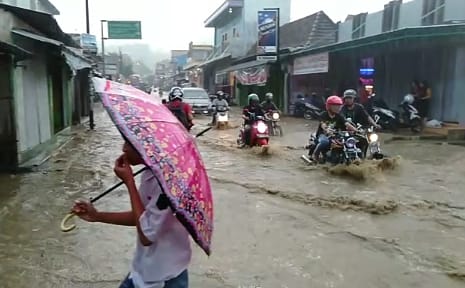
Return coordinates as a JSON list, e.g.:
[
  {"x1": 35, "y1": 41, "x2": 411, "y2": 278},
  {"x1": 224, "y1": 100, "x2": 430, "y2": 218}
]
[{"x1": 85, "y1": 0, "x2": 95, "y2": 130}]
